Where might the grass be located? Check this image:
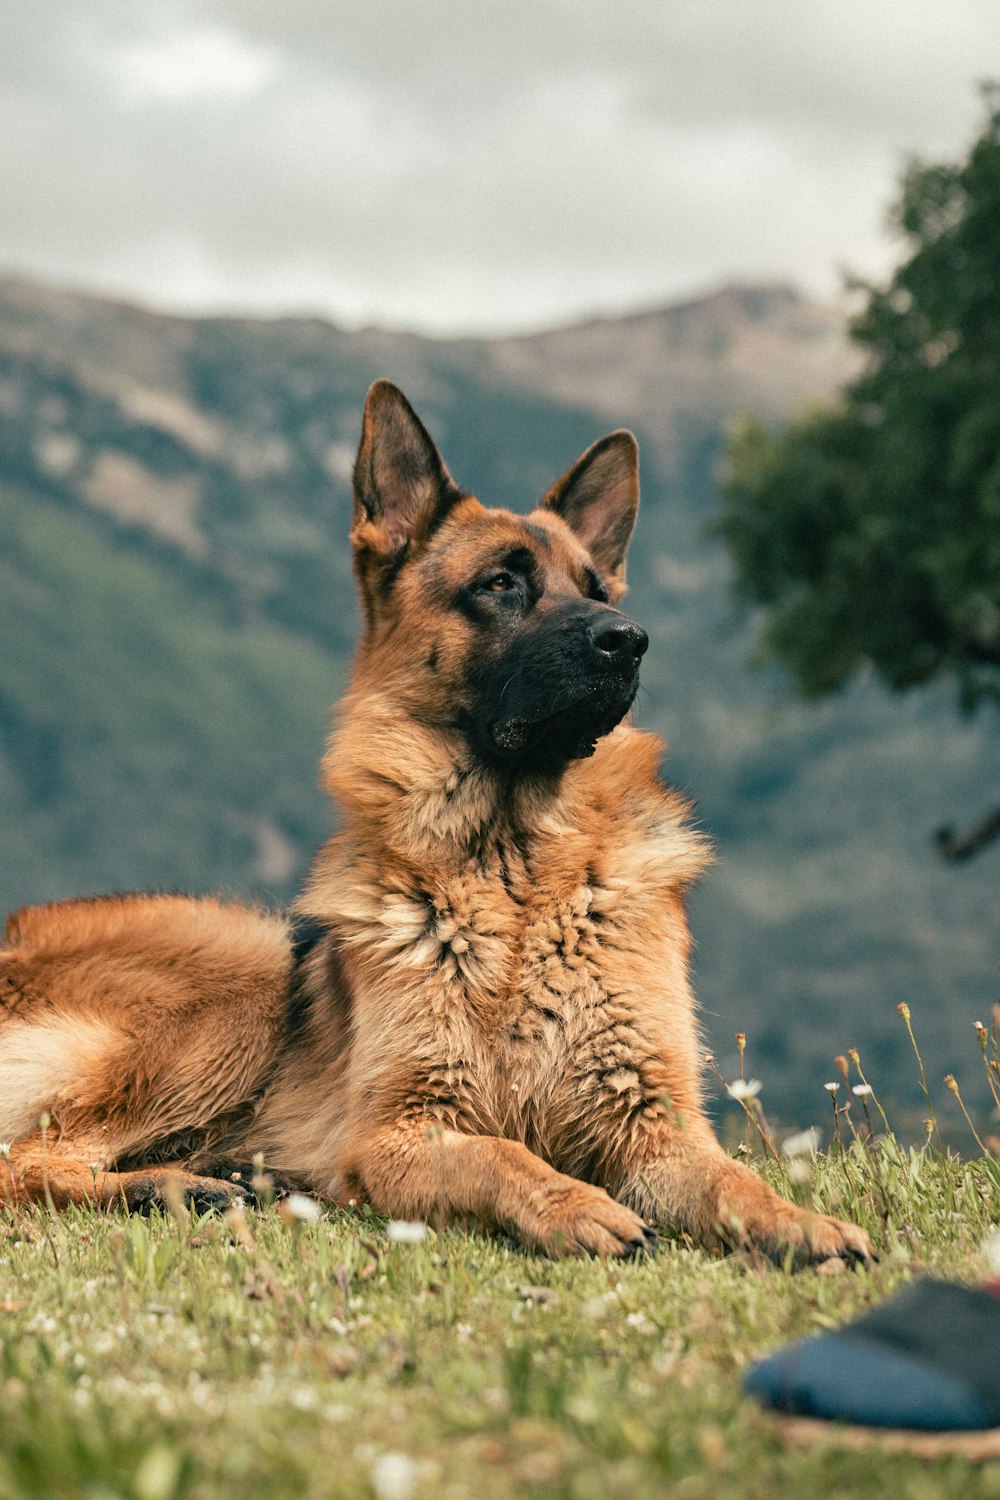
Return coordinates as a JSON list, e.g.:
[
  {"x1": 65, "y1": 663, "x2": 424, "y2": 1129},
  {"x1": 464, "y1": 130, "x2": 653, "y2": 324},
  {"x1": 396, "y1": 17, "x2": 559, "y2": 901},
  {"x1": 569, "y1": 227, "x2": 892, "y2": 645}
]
[{"x1": 1, "y1": 1022, "x2": 999, "y2": 1500}]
